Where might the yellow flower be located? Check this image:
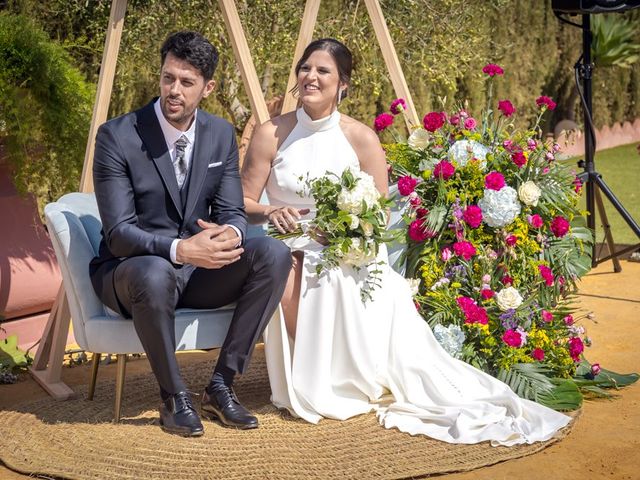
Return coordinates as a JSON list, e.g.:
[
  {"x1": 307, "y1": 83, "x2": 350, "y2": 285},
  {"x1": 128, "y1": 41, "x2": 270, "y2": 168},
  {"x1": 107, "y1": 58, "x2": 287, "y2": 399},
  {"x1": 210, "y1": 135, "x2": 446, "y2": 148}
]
[{"x1": 422, "y1": 170, "x2": 432, "y2": 180}]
